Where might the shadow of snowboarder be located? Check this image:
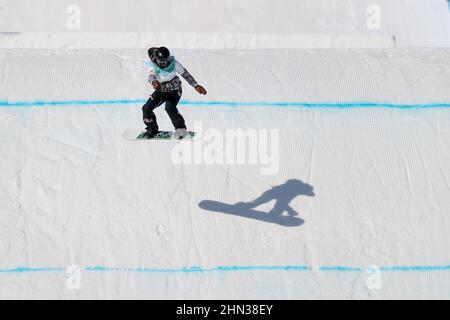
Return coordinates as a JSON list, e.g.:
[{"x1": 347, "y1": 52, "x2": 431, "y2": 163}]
[{"x1": 199, "y1": 179, "x2": 315, "y2": 227}]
